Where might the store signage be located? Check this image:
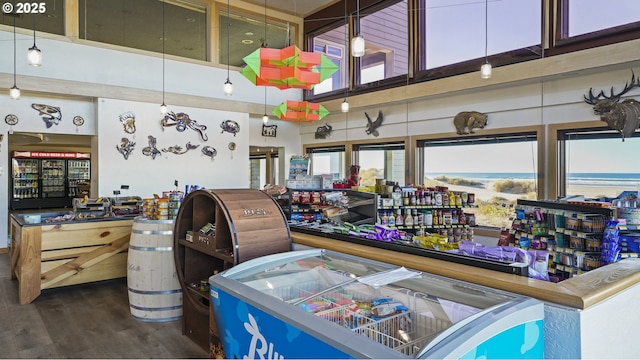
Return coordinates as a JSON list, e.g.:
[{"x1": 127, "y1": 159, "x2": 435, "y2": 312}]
[
  {"x1": 242, "y1": 208, "x2": 269, "y2": 216},
  {"x1": 13, "y1": 151, "x2": 90, "y2": 159}
]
